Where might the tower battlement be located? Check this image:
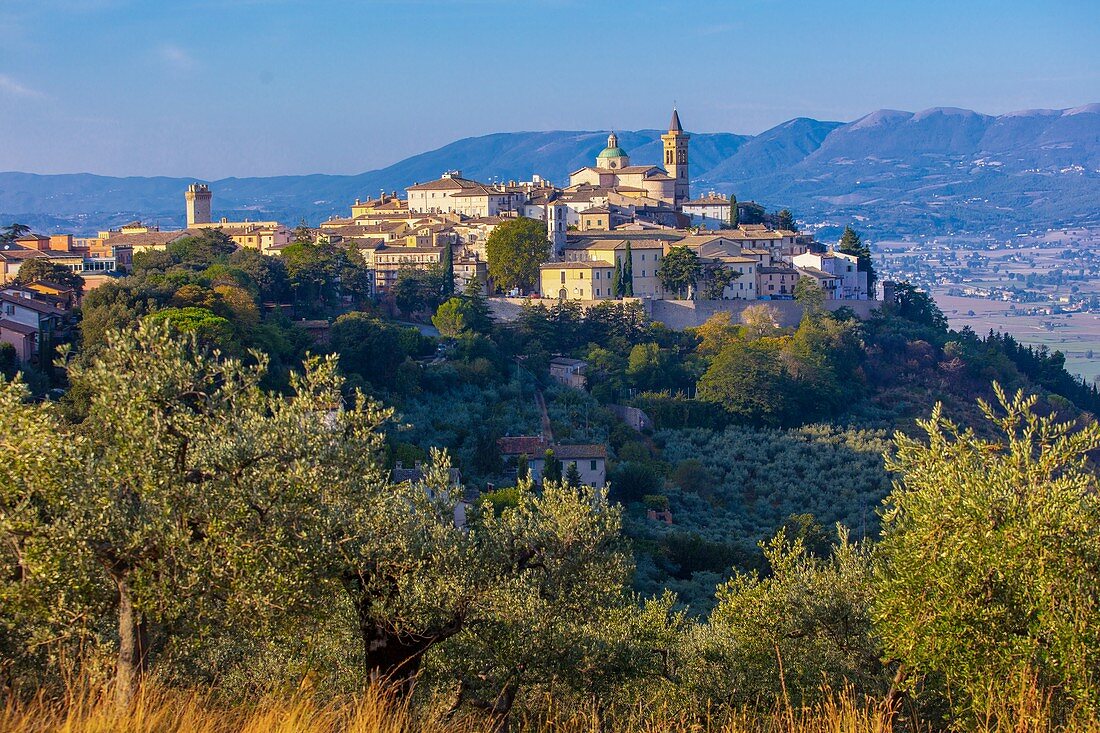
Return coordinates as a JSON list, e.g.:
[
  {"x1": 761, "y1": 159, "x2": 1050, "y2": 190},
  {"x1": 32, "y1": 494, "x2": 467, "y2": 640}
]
[{"x1": 184, "y1": 183, "x2": 212, "y2": 226}]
